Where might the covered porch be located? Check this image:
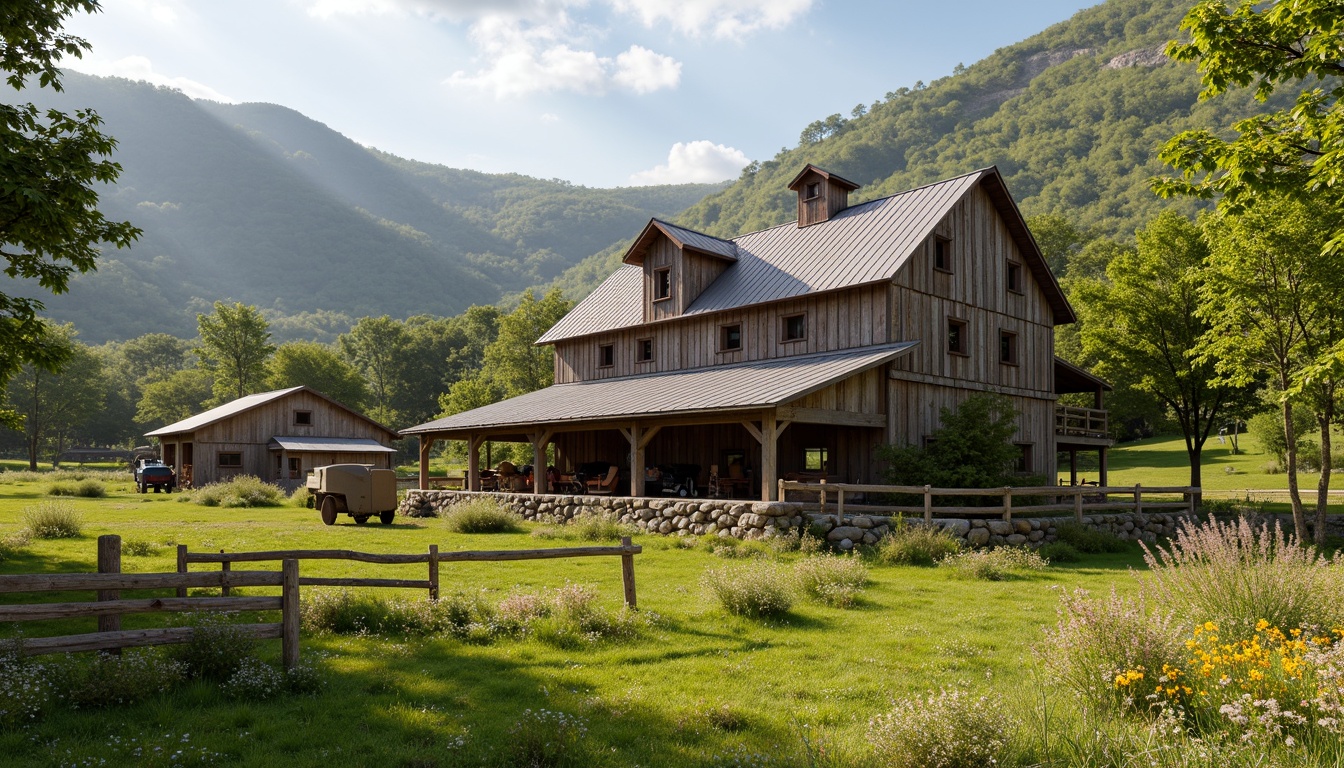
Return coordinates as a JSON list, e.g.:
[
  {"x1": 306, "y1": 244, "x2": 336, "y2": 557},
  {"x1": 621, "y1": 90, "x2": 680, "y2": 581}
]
[
  {"x1": 1054, "y1": 356, "x2": 1114, "y2": 486},
  {"x1": 401, "y1": 343, "x2": 915, "y2": 501}
]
